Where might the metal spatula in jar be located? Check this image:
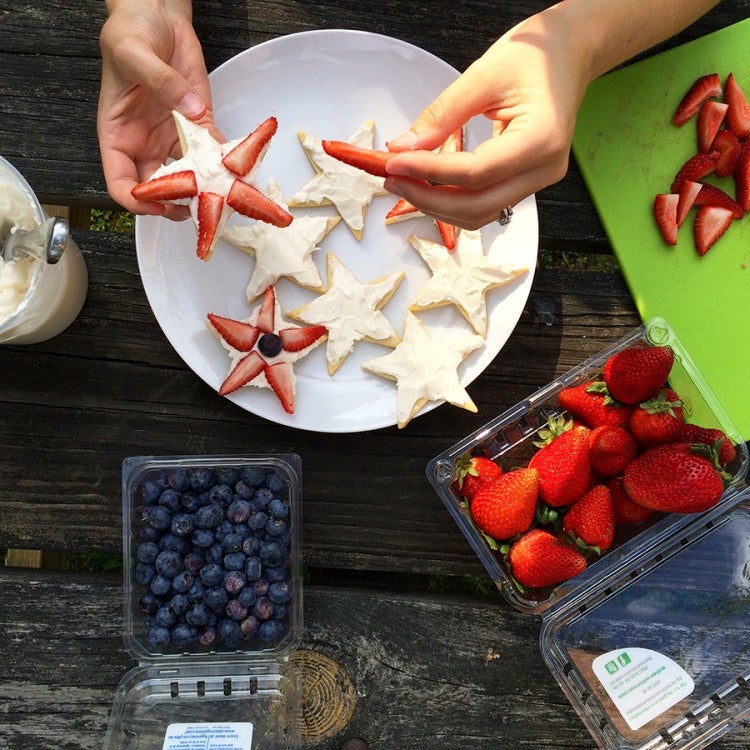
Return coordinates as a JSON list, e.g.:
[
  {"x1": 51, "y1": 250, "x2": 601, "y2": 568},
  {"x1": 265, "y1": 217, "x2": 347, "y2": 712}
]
[{"x1": 1, "y1": 216, "x2": 69, "y2": 265}]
